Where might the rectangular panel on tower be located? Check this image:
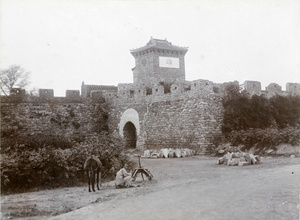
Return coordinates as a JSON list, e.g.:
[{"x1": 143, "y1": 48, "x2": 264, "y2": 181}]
[{"x1": 159, "y1": 57, "x2": 180, "y2": 68}]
